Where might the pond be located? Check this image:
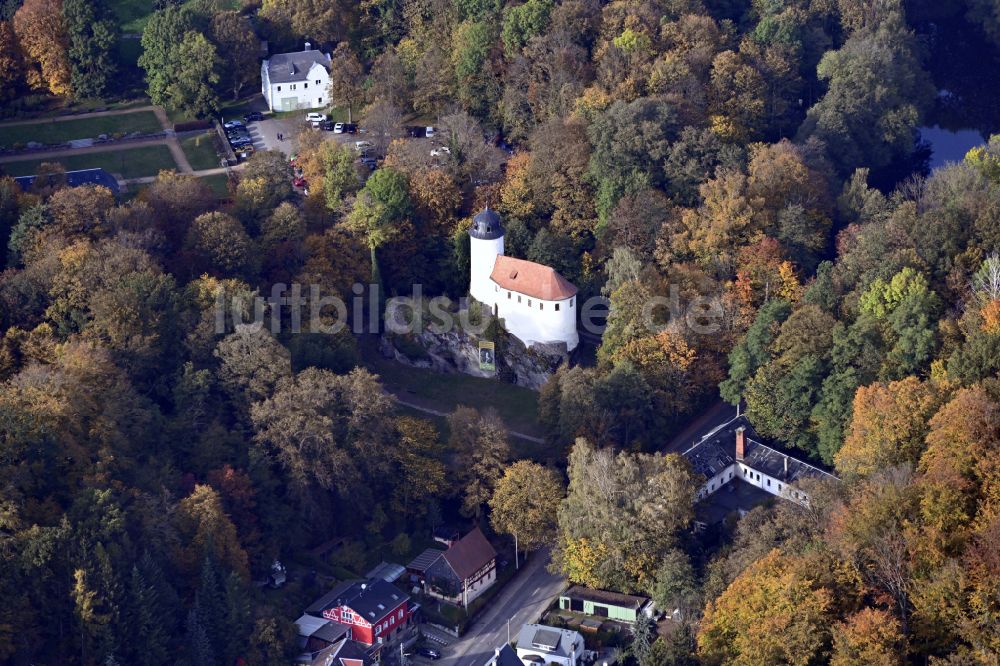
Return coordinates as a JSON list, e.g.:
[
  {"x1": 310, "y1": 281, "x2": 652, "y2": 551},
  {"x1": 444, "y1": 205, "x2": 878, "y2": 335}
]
[{"x1": 919, "y1": 125, "x2": 988, "y2": 170}]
